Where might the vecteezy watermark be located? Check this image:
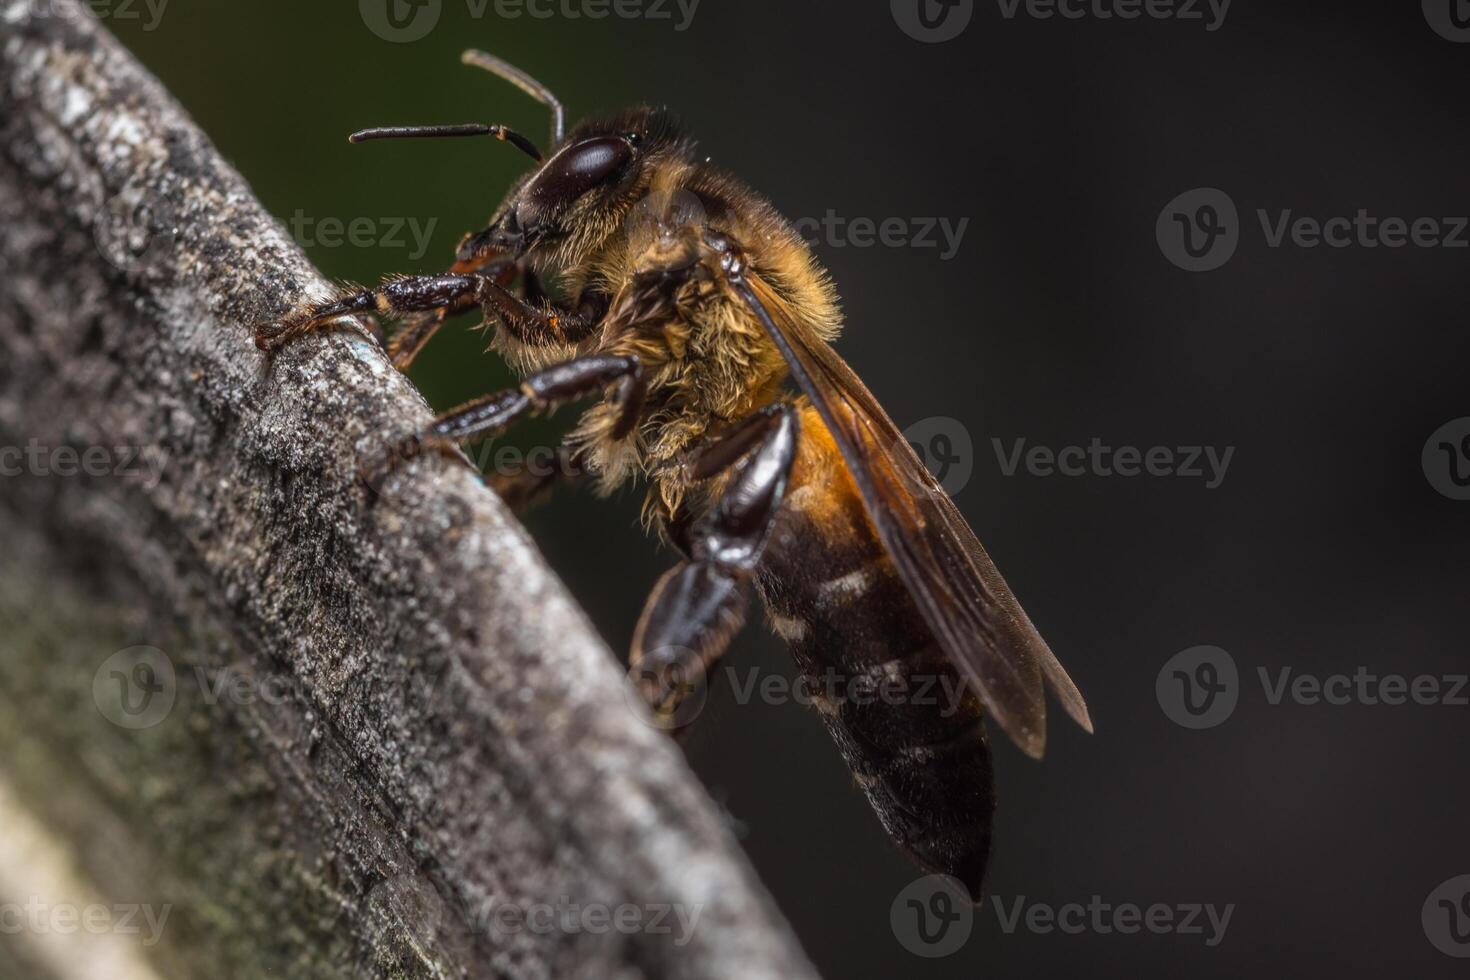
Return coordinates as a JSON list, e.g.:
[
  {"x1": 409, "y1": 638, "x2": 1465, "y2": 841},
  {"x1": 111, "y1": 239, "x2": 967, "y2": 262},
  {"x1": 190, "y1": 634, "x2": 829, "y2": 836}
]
[
  {"x1": 1423, "y1": 0, "x2": 1470, "y2": 43},
  {"x1": 1257, "y1": 209, "x2": 1470, "y2": 250},
  {"x1": 25, "y1": 0, "x2": 169, "y2": 32},
  {"x1": 993, "y1": 437, "x2": 1234, "y2": 489},
  {"x1": 904, "y1": 417, "x2": 975, "y2": 495},
  {"x1": 1423, "y1": 875, "x2": 1470, "y2": 958},
  {"x1": 891, "y1": 0, "x2": 975, "y2": 42},
  {"x1": 483, "y1": 896, "x2": 703, "y2": 946},
  {"x1": 0, "y1": 441, "x2": 168, "y2": 489},
  {"x1": 94, "y1": 184, "x2": 178, "y2": 274},
  {"x1": 93, "y1": 646, "x2": 455, "y2": 730},
  {"x1": 1156, "y1": 187, "x2": 1239, "y2": 272},
  {"x1": 0, "y1": 899, "x2": 172, "y2": 947},
  {"x1": 1158, "y1": 646, "x2": 1470, "y2": 730},
  {"x1": 1160, "y1": 187, "x2": 1470, "y2": 271},
  {"x1": 989, "y1": 895, "x2": 1235, "y2": 947},
  {"x1": 1423, "y1": 417, "x2": 1470, "y2": 501},
  {"x1": 365, "y1": 872, "x2": 462, "y2": 959},
  {"x1": 1156, "y1": 645, "x2": 1239, "y2": 729},
  {"x1": 285, "y1": 211, "x2": 438, "y2": 262},
  {"x1": 621, "y1": 186, "x2": 710, "y2": 251},
  {"x1": 625, "y1": 657, "x2": 972, "y2": 731},
  {"x1": 996, "y1": 0, "x2": 1231, "y2": 31},
  {"x1": 791, "y1": 213, "x2": 970, "y2": 261},
  {"x1": 93, "y1": 647, "x2": 177, "y2": 730},
  {"x1": 360, "y1": 0, "x2": 700, "y2": 42},
  {"x1": 891, "y1": 875, "x2": 974, "y2": 957}
]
